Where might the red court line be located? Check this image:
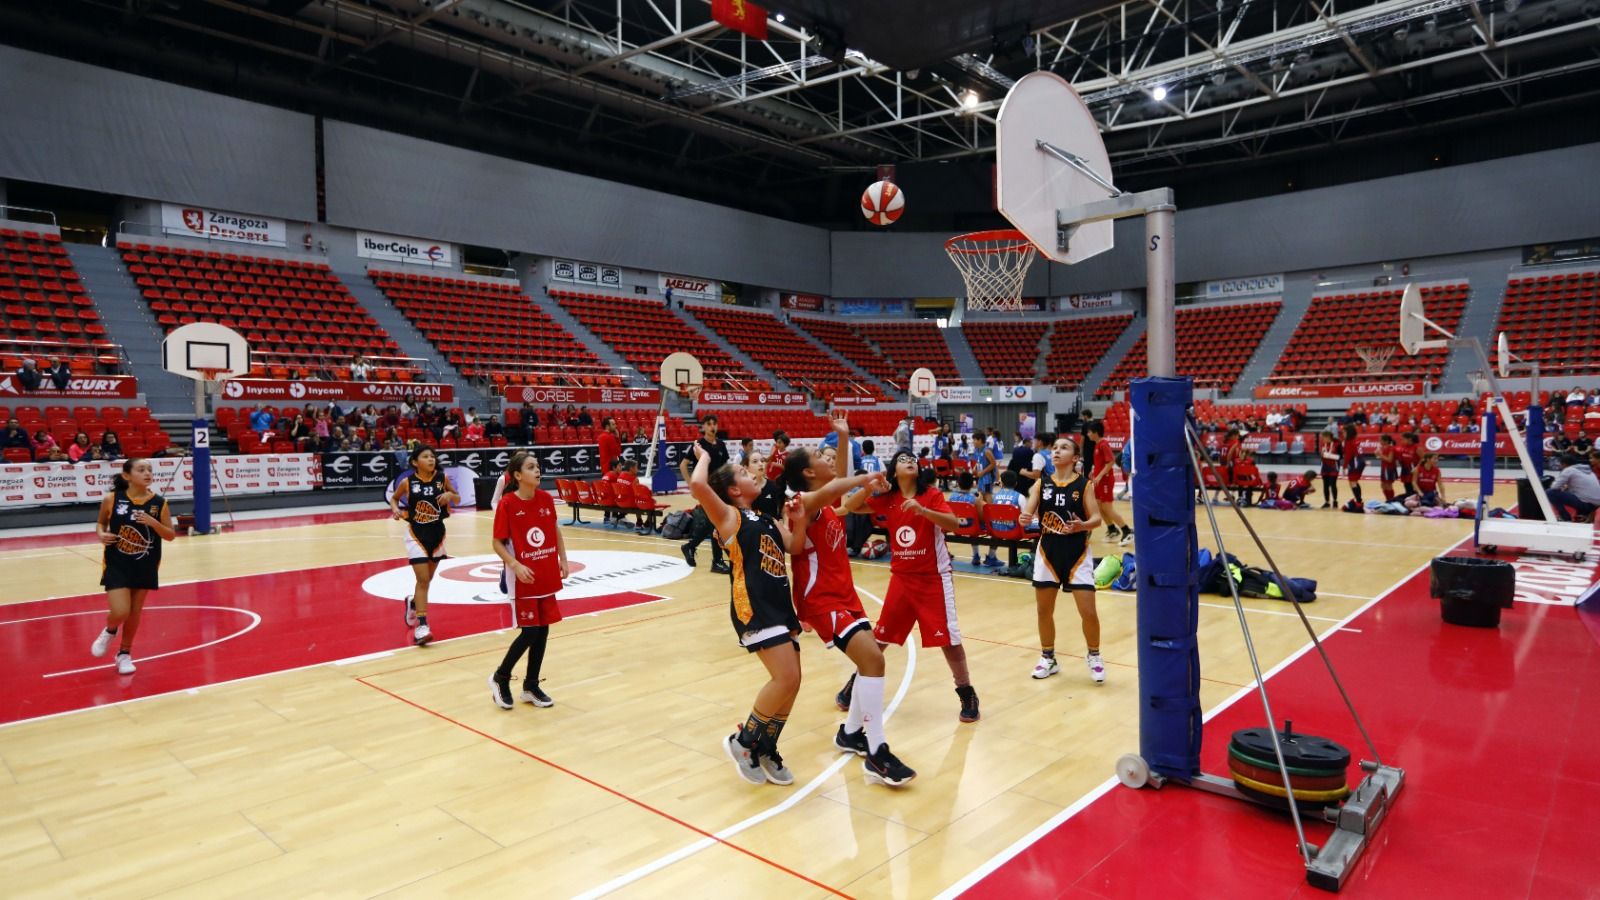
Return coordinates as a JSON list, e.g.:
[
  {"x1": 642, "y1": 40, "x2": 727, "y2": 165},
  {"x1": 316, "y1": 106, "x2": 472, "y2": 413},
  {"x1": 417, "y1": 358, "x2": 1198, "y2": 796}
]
[{"x1": 356, "y1": 676, "x2": 854, "y2": 899}]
